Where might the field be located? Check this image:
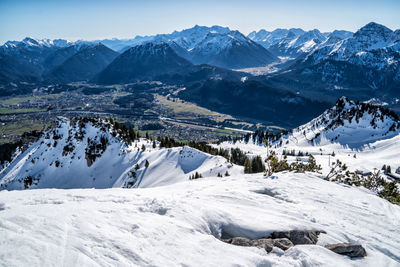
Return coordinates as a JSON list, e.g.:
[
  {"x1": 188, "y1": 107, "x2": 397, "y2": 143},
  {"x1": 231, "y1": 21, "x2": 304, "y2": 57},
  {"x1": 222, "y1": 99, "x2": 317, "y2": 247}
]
[
  {"x1": 155, "y1": 94, "x2": 233, "y2": 122},
  {"x1": 0, "y1": 108, "x2": 46, "y2": 115}
]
